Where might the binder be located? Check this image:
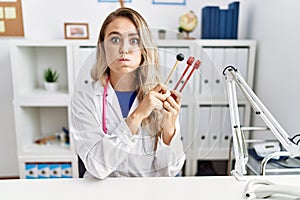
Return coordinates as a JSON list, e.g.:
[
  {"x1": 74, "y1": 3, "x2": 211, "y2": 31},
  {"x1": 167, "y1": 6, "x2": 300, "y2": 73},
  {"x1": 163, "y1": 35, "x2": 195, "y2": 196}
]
[
  {"x1": 179, "y1": 105, "x2": 189, "y2": 151},
  {"x1": 220, "y1": 106, "x2": 232, "y2": 150},
  {"x1": 201, "y1": 6, "x2": 212, "y2": 39},
  {"x1": 61, "y1": 163, "x2": 72, "y2": 178},
  {"x1": 225, "y1": 9, "x2": 234, "y2": 39},
  {"x1": 25, "y1": 163, "x2": 38, "y2": 179},
  {"x1": 218, "y1": 9, "x2": 227, "y2": 39},
  {"x1": 50, "y1": 163, "x2": 62, "y2": 178},
  {"x1": 197, "y1": 106, "x2": 212, "y2": 150},
  {"x1": 202, "y1": 2, "x2": 239, "y2": 39},
  {"x1": 210, "y1": 6, "x2": 220, "y2": 39},
  {"x1": 229, "y1": 1, "x2": 240, "y2": 39},
  {"x1": 220, "y1": 105, "x2": 245, "y2": 150},
  {"x1": 209, "y1": 106, "x2": 222, "y2": 151},
  {"x1": 211, "y1": 48, "x2": 225, "y2": 97},
  {"x1": 38, "y1": 163, "x2": 50, "y2": 178},
  {"x1": 199, "y1": 48, "x2": 213, "y2": 97}
]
